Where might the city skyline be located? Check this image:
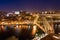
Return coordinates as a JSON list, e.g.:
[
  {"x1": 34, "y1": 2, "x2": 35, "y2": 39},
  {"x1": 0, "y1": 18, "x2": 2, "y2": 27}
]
[{"x1": 0, "y1": 0, "x2": 60, "y2": 12}]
